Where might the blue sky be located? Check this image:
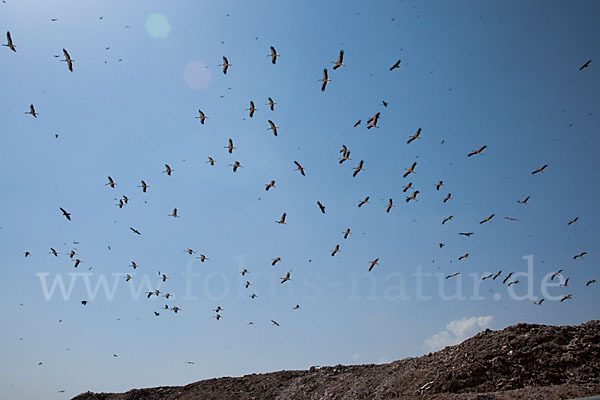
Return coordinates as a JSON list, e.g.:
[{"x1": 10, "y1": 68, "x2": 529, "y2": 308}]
[{"x1": 1, "y1": 0, "x2": 599, "y2": 398}]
